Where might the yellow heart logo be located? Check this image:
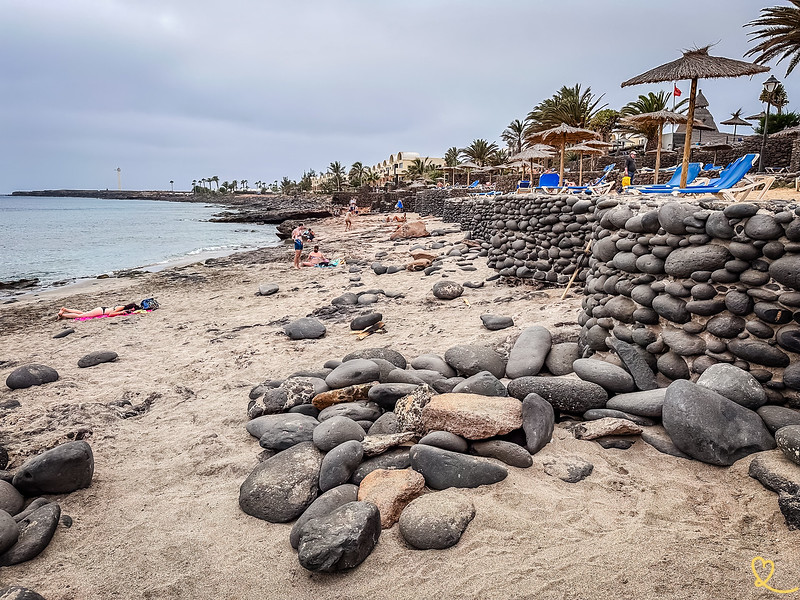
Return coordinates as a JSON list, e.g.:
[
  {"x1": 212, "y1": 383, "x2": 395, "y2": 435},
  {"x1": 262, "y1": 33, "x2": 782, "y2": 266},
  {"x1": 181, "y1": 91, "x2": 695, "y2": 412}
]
[
  {"x1": 753, "y1": 557, "x2": 776, "y2": 587},
  {"x1": 752, "y1": 556, "x2": 800, "y2": 594}
]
